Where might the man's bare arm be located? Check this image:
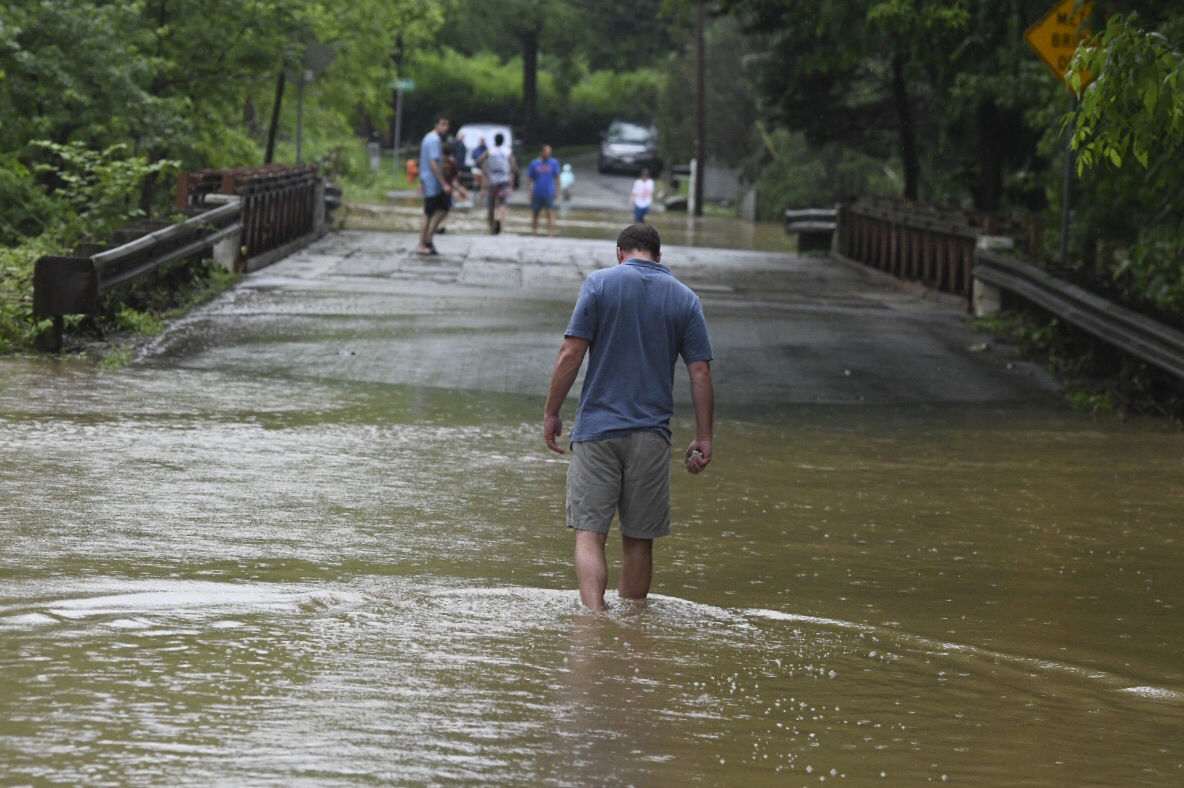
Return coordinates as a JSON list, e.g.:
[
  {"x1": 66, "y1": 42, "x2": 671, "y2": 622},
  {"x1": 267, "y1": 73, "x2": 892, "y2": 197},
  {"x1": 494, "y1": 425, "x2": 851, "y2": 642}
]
[
  {"x1": 543, "y1": 337, "x2": 590, "y2": 454},
  {"x1": 685, "y1": 360, "x2": 714, "y2": 473},
  {"x1": 430, "y1": 157, "x2": 449, "y2": 193}
]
